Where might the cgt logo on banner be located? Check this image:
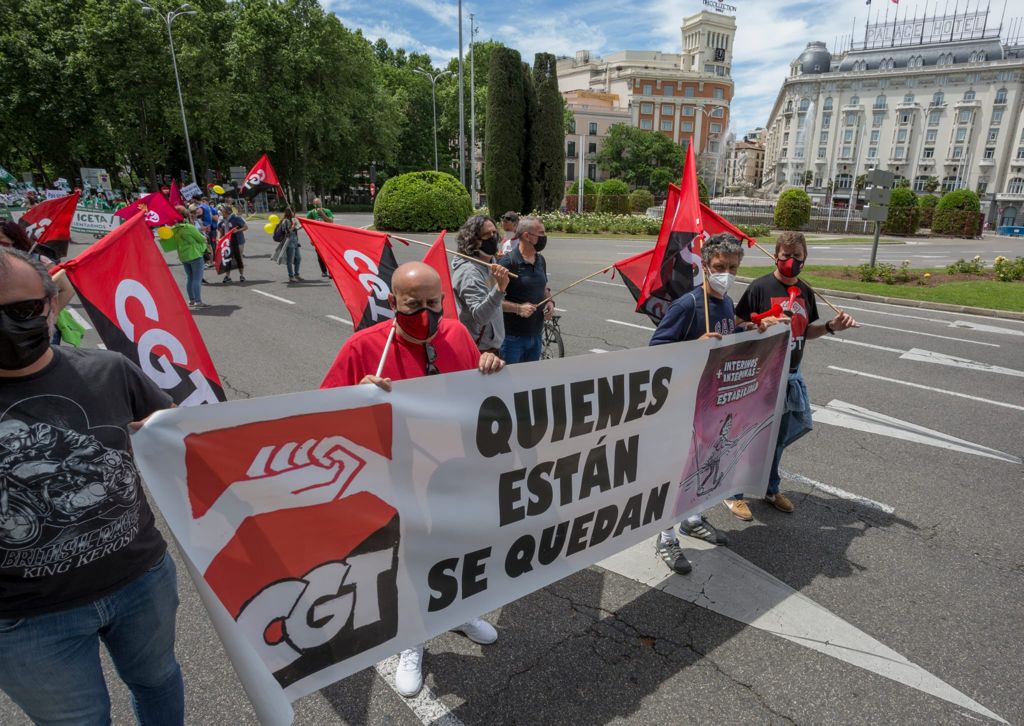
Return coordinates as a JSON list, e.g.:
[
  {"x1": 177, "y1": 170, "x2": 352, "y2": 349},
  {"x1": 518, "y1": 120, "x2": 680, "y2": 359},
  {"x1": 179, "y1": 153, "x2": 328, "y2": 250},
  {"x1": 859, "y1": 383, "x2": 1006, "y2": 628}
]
[{"x1": 131, "y1": 327, "x2": 790, "y2": 723}]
